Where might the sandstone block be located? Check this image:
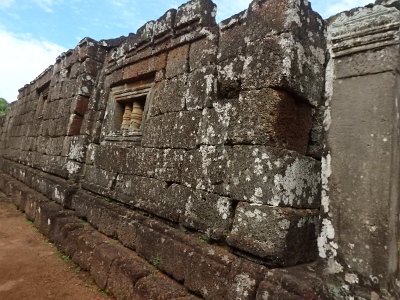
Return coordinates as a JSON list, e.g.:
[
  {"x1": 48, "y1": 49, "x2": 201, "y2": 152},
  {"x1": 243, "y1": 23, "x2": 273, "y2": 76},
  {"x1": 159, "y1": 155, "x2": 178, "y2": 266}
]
[
  {"x1": 151, "y1": 75, "x2": 187, "y2": 115},
  {"x1": 175, "y1": 0, "x2": 216, "y2": 29},
  {"x1": 154, "y1": 149, "x2": 186, "y2": 183},
  {"x1": 153, "y1": 9, "x2": 176, "y2": 40},
  {"x1": 107, "y1": 252, "x2": 152, "y2": 299},
  {"x1": 136, "y1": 224, "x2": 189, "y2": 282},
  {"x1": 189, "y1": 32, "x2": 218, "y2": 71},
  {"x1": 165, "y1": 45, "x2": 189, "y2": 78},
  {"x1": 184, "y1": 251, "x2": 230, "y2": 299},
  {"x1": 135, "y1": 273, "x2": 190, "y2": 299},
  {"x1": 185, "y1": 66, "x2": 217, "y2": 110},
  {"x1": 227, "y1": 203, "x2": 319, "y2": 266},
  {"x1": 228, "y1": 145, "x2": 321, "y2": 209},
  {"x1": 181, "y1": 189, "x2": 234, "y2": 240},
  {"x1": 181, "y1": 145, "x2": 228, "y2": 195}
]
